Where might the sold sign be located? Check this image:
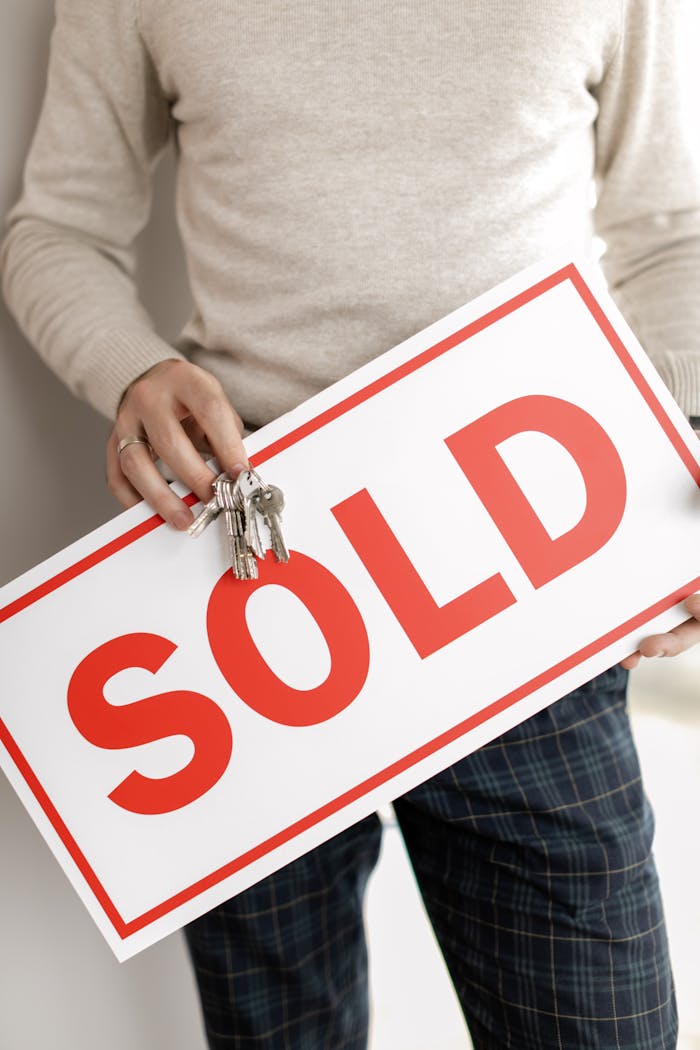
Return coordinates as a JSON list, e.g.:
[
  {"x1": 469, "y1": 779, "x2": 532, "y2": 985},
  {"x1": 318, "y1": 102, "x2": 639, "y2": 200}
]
[{"x1": 2, "y1": 258, "x2": 699, "y2": 960}]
